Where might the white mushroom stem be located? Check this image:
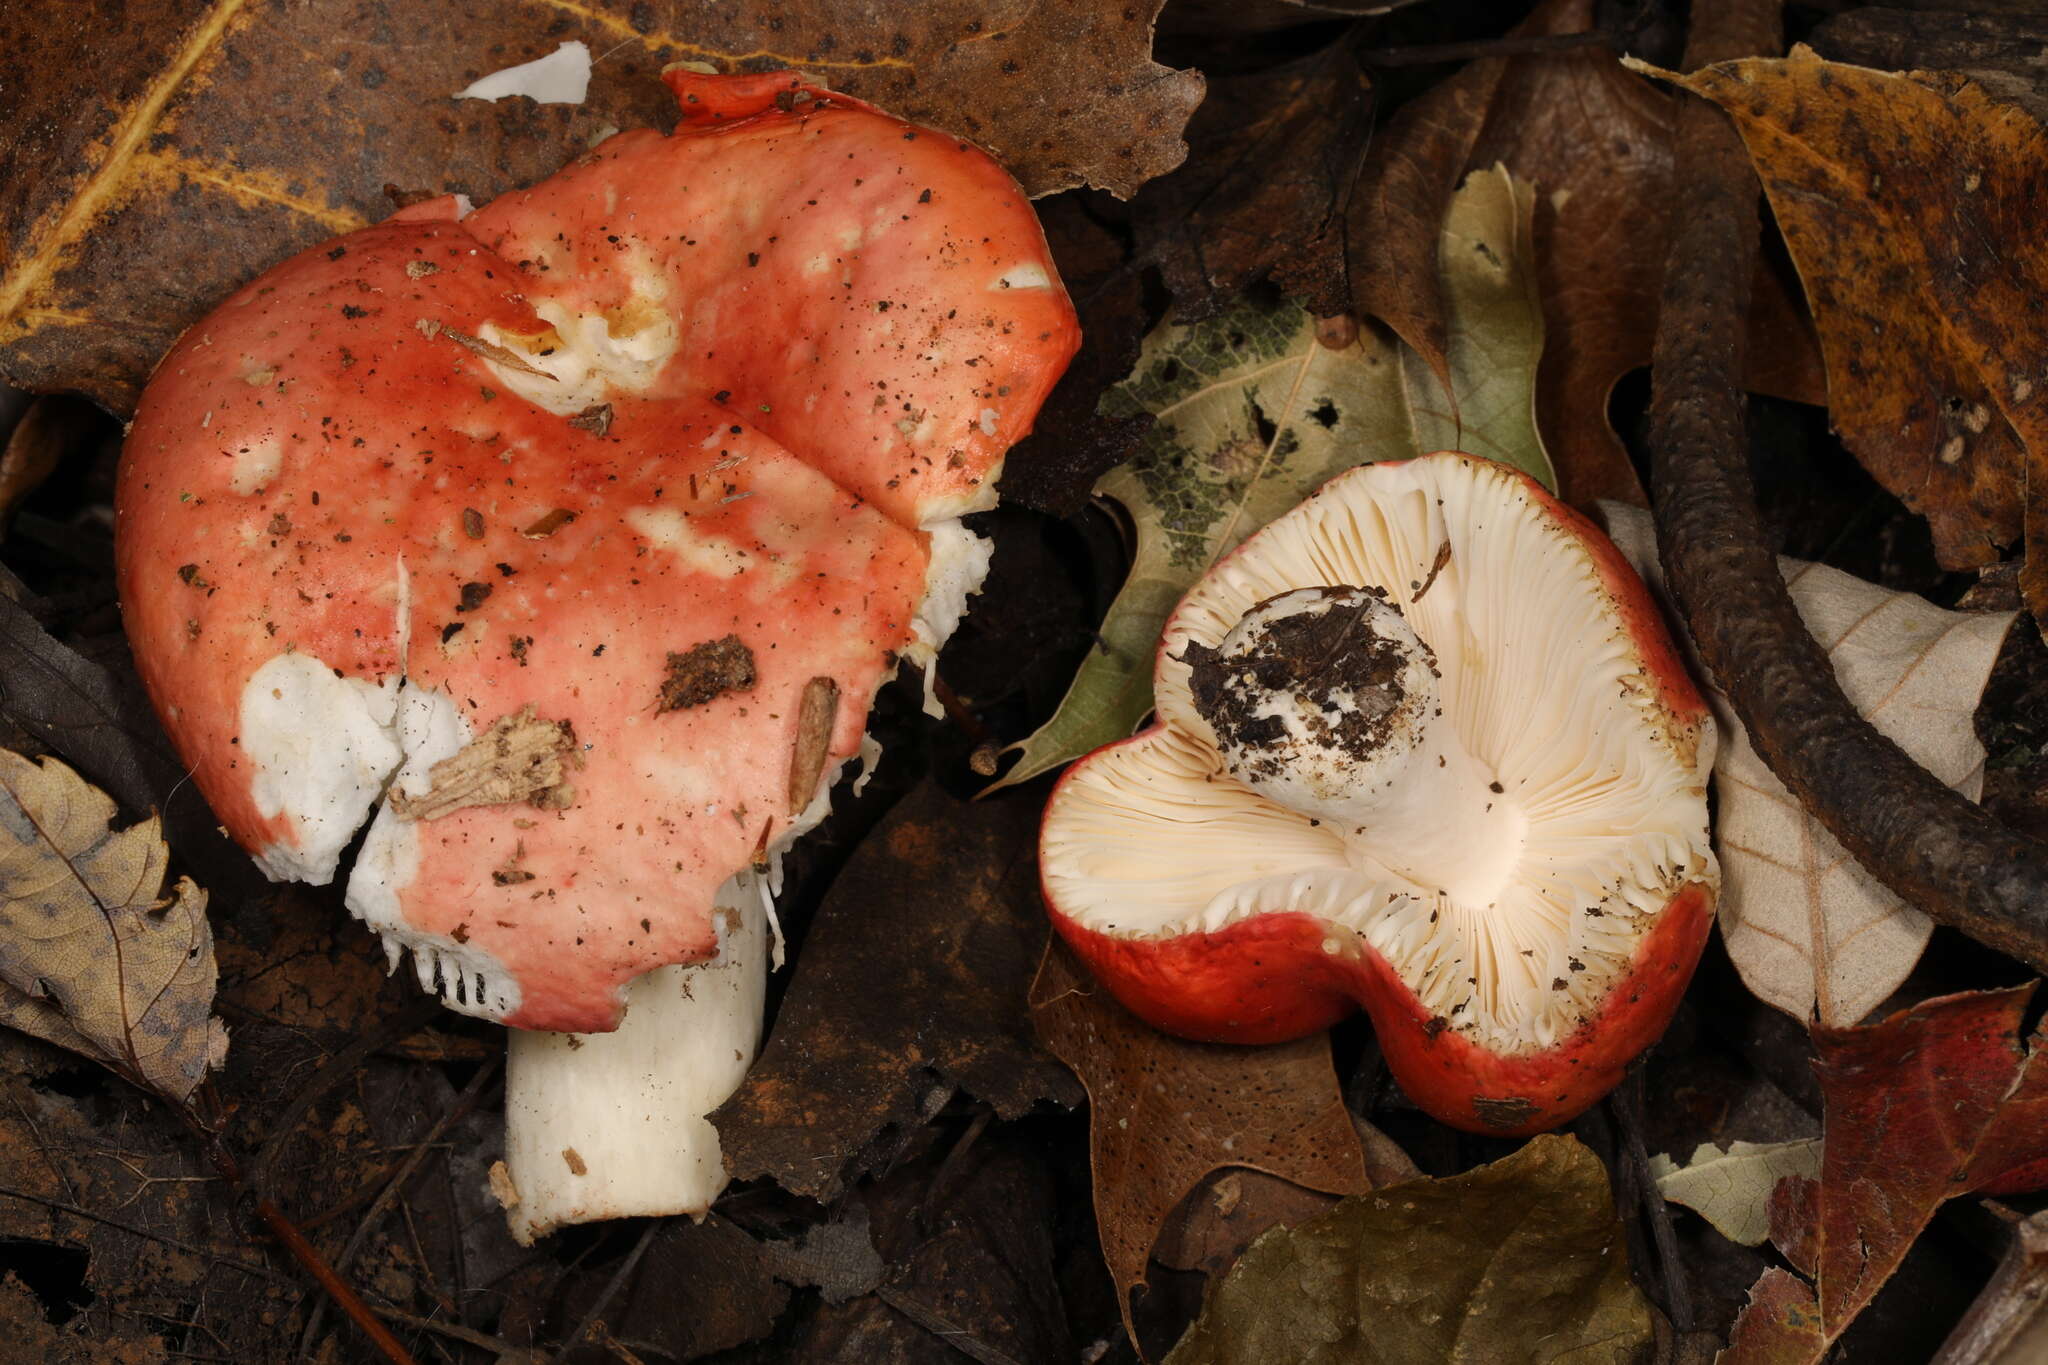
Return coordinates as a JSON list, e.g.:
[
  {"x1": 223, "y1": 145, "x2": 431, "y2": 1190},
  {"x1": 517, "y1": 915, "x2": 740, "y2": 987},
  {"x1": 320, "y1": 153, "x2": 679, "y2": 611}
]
[
  {"x1": 500, "y1": 869, "x2": 766, "y2": 1245},
  {"x1": 1191, "y1": 586, "x2": 1525, "y2": 905}
]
